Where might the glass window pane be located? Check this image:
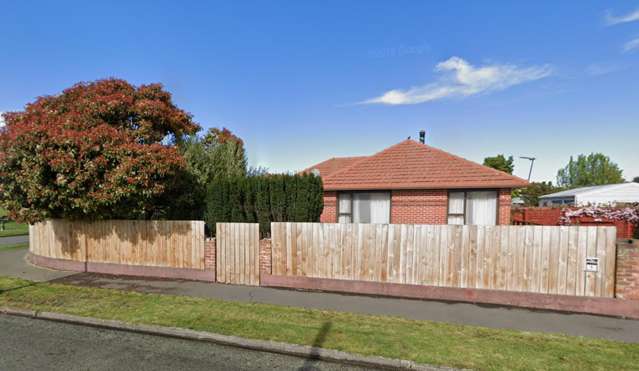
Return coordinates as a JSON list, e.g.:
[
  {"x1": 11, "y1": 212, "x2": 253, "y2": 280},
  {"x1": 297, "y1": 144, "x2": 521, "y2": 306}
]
[
  {"x1": 466, "y1": 191, "x2": 497, "y2": 225},
  {"x1": 353, "y1": 193, "x2": 371, "y2": 223},
  {"x1": 369, "y1": 192, "x2": 390, "y2": 224},
  {"x1": 338, "y1": 193, "x2": 351, "y2": 214},
  {"x1": 448, "y1": 192, "x2": 465, "y2": 214}
]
